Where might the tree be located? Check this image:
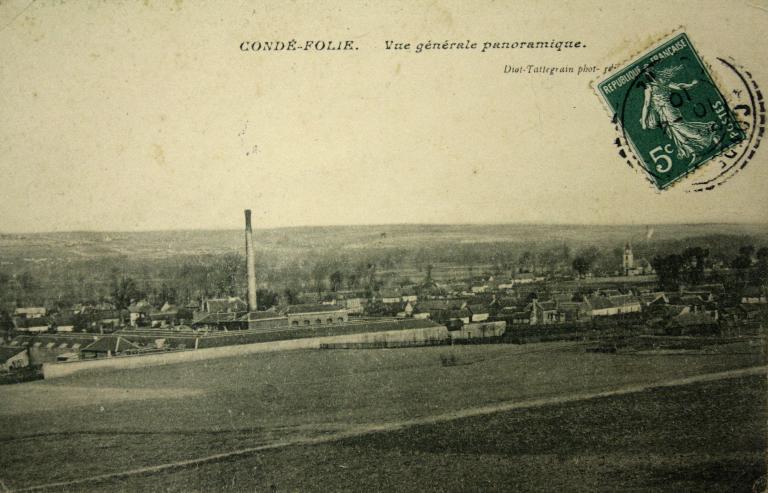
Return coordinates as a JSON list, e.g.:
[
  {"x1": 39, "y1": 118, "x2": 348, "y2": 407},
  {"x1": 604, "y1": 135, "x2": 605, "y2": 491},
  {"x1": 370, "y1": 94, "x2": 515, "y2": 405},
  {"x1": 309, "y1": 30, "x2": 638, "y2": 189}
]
[
  {"x1": 346, "y1": 272, "x2": 359, "y2": 290},
  {"x1": 18, "y1": 271, "x2": 35, "y2": 291},
  {"x1": 282, "y1": 288, "x2": 299, "y2": 305},
  {"x1": 111, "y1": 276, "x2": 138, "y2": 310},
  {"x1": 365, "y1": 263, "x2": 377, "y2": 291},
  {"x1": 757, "y1": 247, "x2": 768, "y2": 262},
  {"x1": 731, "y1": 255, "x2": 752, "y2": 269},
  {"x1": 572, "y1": 256, "x2": 591, "y2": 277},
  {"x1": 518, "y1": 251, "x2": 532, "y2": 272},
  {"x1": 72, "y1": 312, "x2": 89, "y2": 332},
  {"x1": 213, "y1": 254, "x2": 243, "y2": 297},
  {"x1": 310, "y1": 263, "x2": 328, "y2": 295},
  {"x1": 424, "y1": 264, "x2": 433, "y2": 284},
  {"x1": 752, "y1": 247, "x2": 768, "y2": 284},
  {"x1": 0, "y1": 271, "x2": 10, "y2": 301},
  {"x1": 652, "y1": 254, "x2": 684, "y2": 291},
  {"x1": 681, "y1": 247, "x2": 708, "y2": 285},
  {"x1": 739, "y1": 245, "x2": 755, "y2": 258},
  {"x1": 256, "y1": 288, "x2": 278, "y2": 310},
  {"x1": 329, "y1": 270, "x2": 343, "y2": 292},
  {"x1": 571, "y1": 246, "x2": 600, "y2": 277},
  {"x1": 0, "y1": 310, "x2": 13, "y2": 342}
]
